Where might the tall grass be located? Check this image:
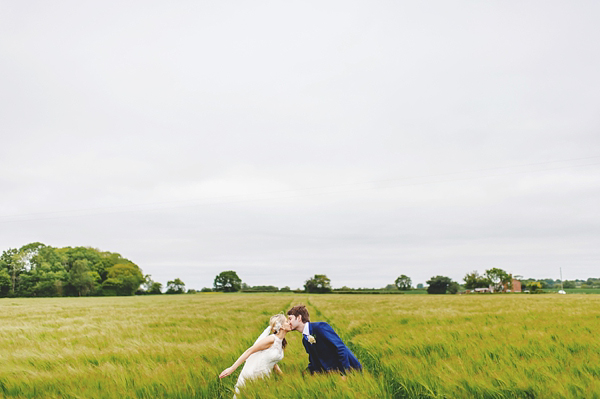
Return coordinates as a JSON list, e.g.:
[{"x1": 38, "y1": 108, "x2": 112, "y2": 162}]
[
  {"x1": 308, "y1": 294, "x2": 600, "y2": 399},
  {"x1": 0, "y1": 294, "x2": 292, "y2": 398},
  {"x1": 1, "y1": 294, "x2": 598, "y2": 398}
]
